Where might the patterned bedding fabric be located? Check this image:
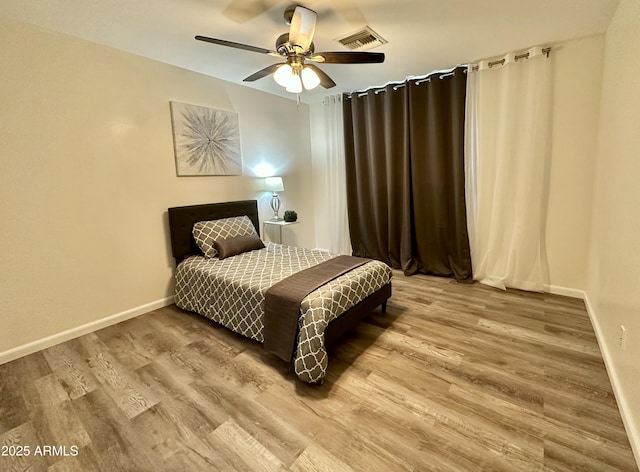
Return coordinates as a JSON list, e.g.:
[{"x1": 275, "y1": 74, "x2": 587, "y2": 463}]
[{"x1": 174, "y1": 242, "x2": 392, "y2": 383}]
